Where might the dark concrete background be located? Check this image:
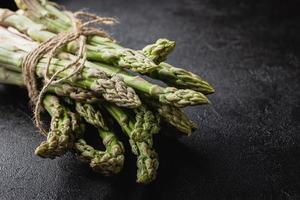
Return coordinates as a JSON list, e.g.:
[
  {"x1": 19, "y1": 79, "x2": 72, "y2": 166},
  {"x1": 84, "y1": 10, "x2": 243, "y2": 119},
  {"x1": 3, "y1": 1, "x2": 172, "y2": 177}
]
[{"x1": 0, "y1": 0, "x2": 300, "y2": 199}]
